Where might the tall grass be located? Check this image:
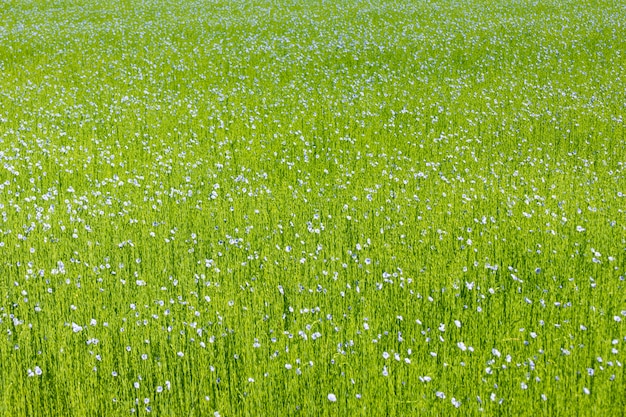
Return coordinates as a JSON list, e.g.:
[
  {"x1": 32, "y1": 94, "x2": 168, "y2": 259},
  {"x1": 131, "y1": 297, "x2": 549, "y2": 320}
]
[{"x1": 0, "y1": 0, "x2": 625, "y2": 415}]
